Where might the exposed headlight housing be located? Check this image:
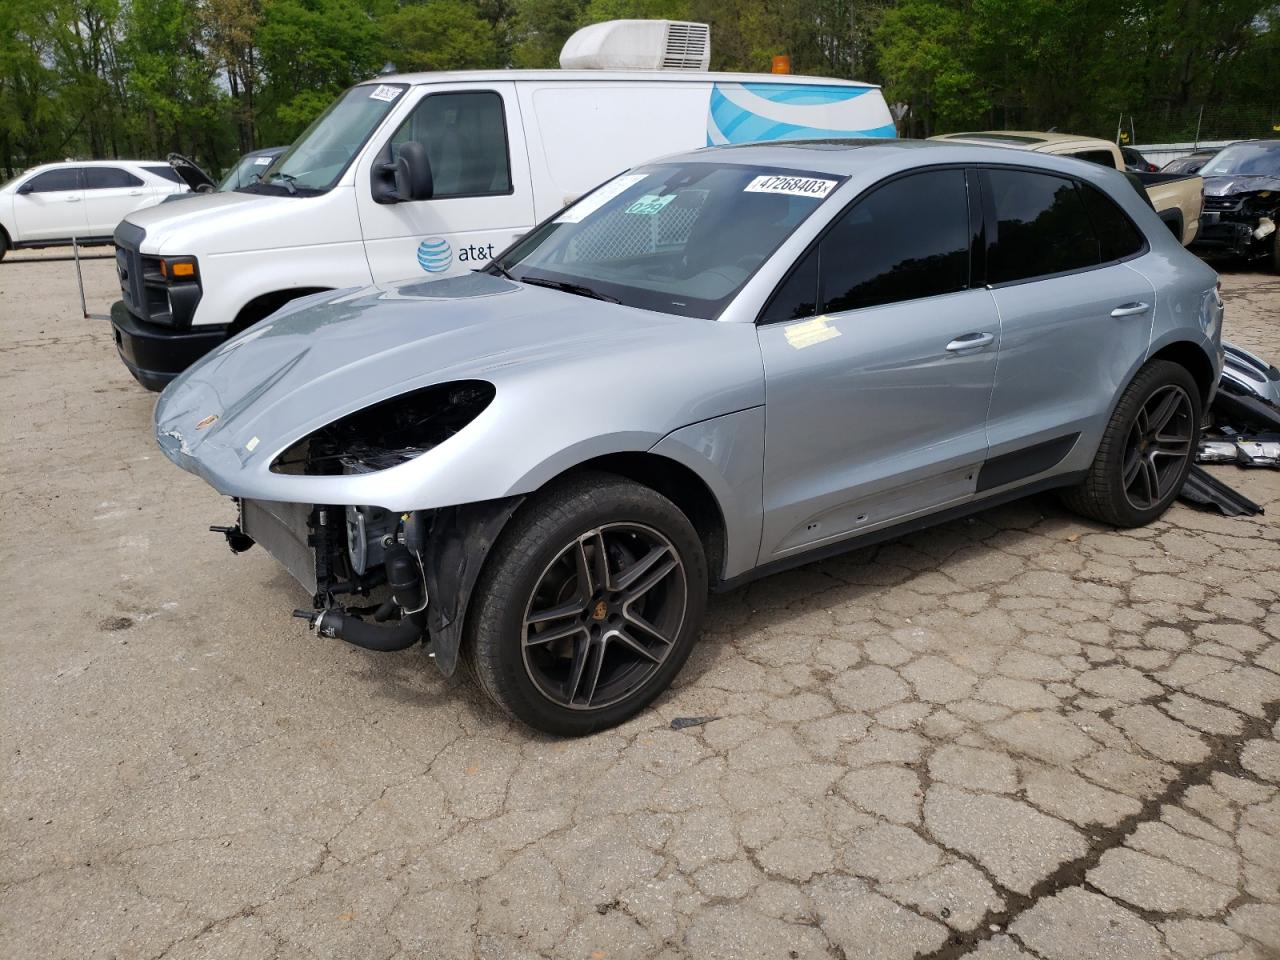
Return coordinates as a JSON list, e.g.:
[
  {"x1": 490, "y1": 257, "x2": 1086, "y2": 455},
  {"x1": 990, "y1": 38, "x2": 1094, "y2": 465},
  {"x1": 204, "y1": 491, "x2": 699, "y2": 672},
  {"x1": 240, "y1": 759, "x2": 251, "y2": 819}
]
[{"x1": 271, "y1": 380, "x2": 496, "y2": 476}]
